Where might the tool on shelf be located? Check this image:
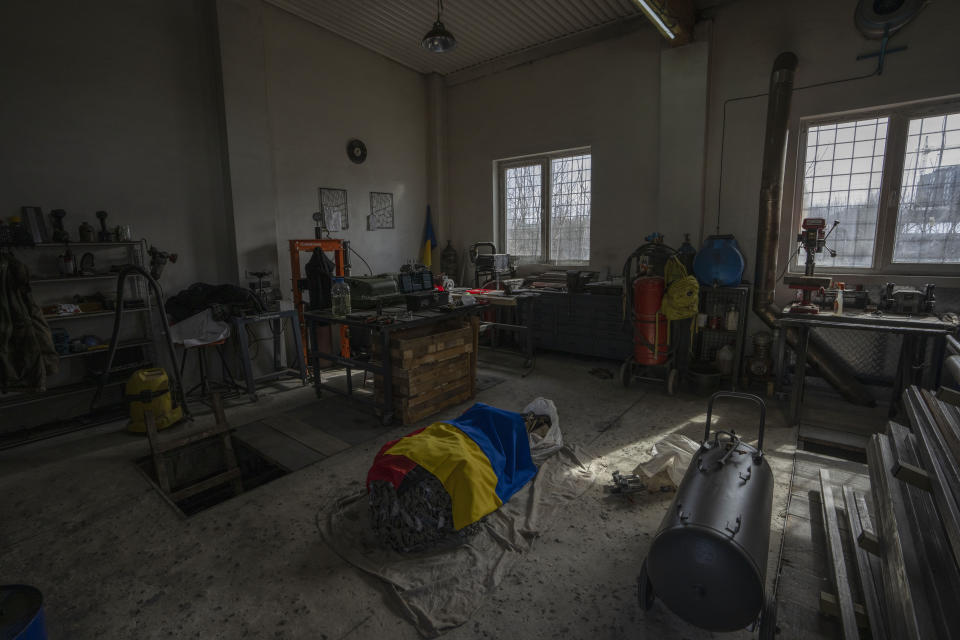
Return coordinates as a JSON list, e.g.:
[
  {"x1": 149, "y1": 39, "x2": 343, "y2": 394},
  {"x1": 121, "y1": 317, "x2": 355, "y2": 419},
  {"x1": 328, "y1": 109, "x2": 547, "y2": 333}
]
[
  {"x1": 50, "y1": 209, "x2": 69, "y2": 243},
  {"x1": 879, "y1": 282, "x2": 936, "y2": 315},
  {"x1": 148, "y1": 246, "x2": 178, "y2": 280},
  {"x1": 95, "y1": 211, "x2": 113, "y2": 242}
]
